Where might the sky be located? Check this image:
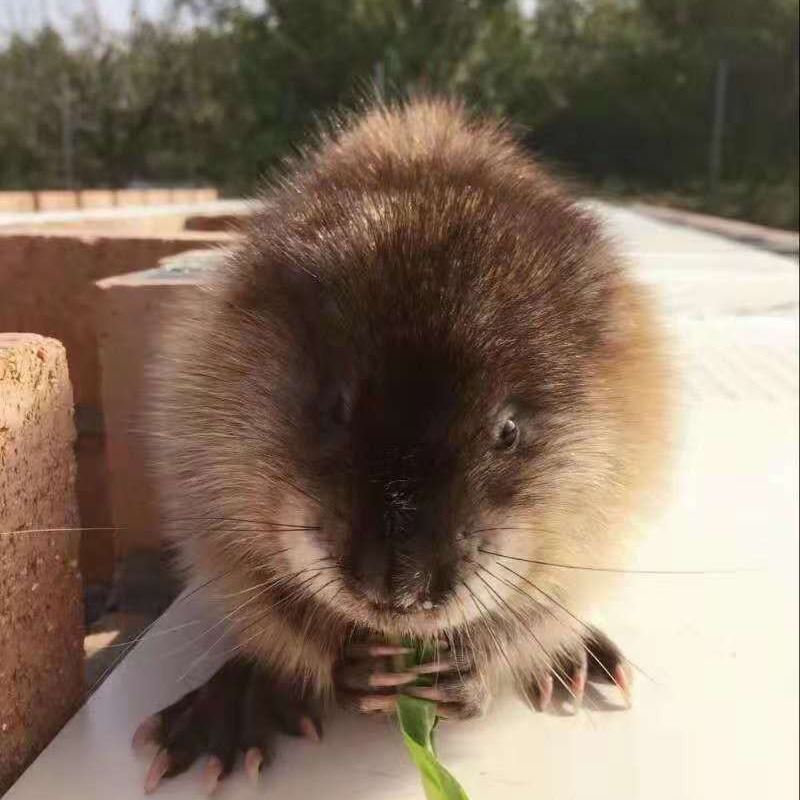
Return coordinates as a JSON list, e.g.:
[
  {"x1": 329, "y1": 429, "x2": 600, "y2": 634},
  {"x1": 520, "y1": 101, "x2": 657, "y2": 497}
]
[
  {"x1": 1, "y1": 0, "x2": 174, "y2": 36},
  {"x1": 0, "y1": 0, "x2": 537, "y2": 39}
]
